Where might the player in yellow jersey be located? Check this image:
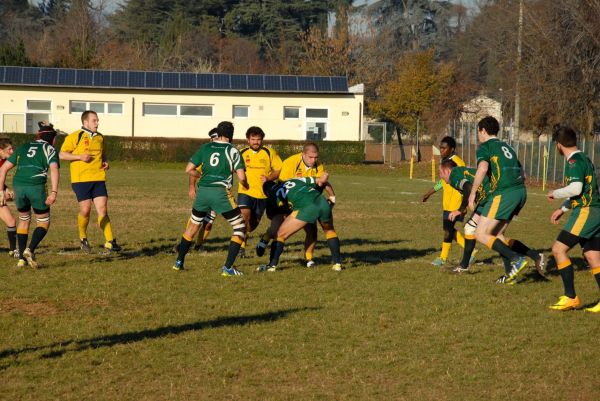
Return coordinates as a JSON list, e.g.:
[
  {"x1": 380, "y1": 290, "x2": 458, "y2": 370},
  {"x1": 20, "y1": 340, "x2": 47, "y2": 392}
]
[
  {"x1": 59, "y1": 111, "x2": 121, "y2": 253},
  {"x1": 256, "y1": 143, "x2": 336, "y2": 267},
  {"x1": 422, "y1": 136, "x2": 466, "y2": 266},
  {"x1": 236, "y1": 126, "x2": 282, "y2": 258}
]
